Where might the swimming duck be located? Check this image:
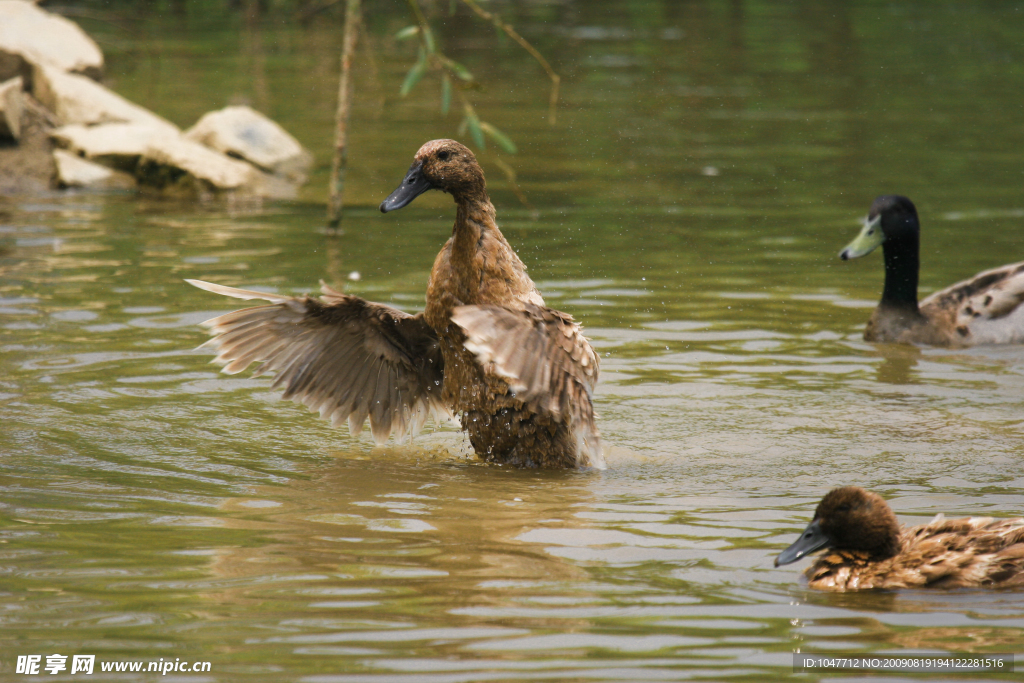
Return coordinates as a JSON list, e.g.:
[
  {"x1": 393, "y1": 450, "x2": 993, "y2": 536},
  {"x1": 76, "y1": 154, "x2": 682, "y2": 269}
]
[
  {"x1": 776, "y1": 486, "x2": 1024, "y2": 591},
  {"x1": 188, "y1": 139, "x2": 603, "y2": 469},
  {"x1": 840, "y1": 195, "x2": 1024, "y2": 346}
]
